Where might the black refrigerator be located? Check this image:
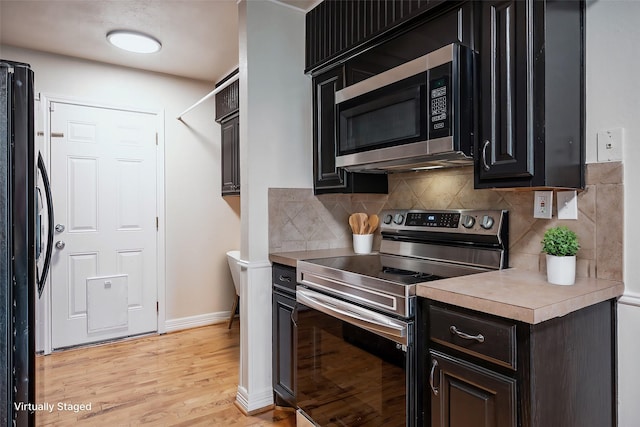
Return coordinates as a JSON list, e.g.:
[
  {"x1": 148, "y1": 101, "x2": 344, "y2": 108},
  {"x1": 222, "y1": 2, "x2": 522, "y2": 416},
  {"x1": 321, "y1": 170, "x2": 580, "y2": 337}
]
[{"x1": 1, "y1": 60, "x2": 53, "y2": 426}]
